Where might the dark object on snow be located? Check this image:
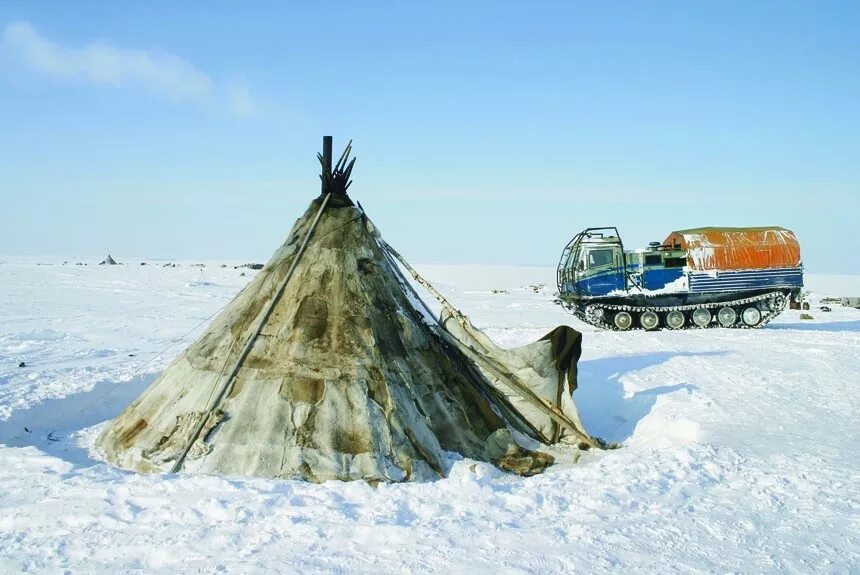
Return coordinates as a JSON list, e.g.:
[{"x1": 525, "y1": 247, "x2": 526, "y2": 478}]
[
  {"x1": 141, "y1": 262, "x2": 147, "y2": 266},
  {"x1": 819, "y1": 306, "x2": 831, "y2": 312},
  {"x1": 802, "y1": 302, "x2": 810, "y2": 310},
  {"x1": 220, "y1": 264, "x2": 227, "y2": 268},
  {"x1": 100, "y1": 254, "x2": 118, "y2": 265},
  {"x1": 842, "y1": 297, "x2": 860, "y2": 309},
  {"x1": 234, "y1": 263, "x2": 264, "y2": 270},
  {"x1": 18, "y1": 361, "x2": 26, "y2": 368}
]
